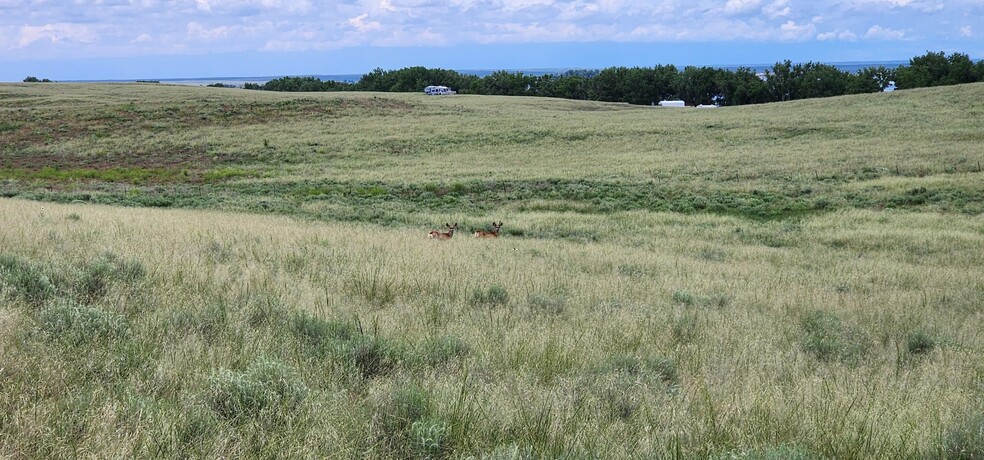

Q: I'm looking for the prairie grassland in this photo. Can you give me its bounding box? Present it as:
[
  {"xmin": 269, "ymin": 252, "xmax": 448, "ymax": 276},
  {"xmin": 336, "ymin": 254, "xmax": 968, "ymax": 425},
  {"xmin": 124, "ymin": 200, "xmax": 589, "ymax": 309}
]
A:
[
  {"xmin": 2, "ymin": 83, "xmax": 983, "ymax": 223},
  {"xmin": 1, "ymin": 82, "xmax": 983, "ymax": 458},
  {"xmin": 1, "ymin": 198, "xmax": 982, "ymax": 459}
]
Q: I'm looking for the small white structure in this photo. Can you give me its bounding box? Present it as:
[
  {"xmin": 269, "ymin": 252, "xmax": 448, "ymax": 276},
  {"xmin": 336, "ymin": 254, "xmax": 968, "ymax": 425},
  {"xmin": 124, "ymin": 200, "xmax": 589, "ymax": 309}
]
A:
[
  {"xmin": 424, "ymin": 85, "xmax": 456, "ymax": 95},
  {"xmin": 696, "ymin": 104, "xmax": 719, "ymax": 109},
  {"xmin": 657, "ymin": 100, "xmax": 686, "ymax": 107}
]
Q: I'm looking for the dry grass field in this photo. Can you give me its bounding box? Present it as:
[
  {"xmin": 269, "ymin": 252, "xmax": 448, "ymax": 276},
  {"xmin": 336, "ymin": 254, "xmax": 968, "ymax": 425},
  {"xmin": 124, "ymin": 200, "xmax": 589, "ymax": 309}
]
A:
[{"xmin": 1, "ymin": 82, "xmax": 983, "ymax": 458}]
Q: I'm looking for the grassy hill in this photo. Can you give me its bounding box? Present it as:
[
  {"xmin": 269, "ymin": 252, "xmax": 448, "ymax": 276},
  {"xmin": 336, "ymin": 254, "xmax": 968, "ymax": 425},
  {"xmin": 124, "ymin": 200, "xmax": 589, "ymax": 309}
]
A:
[
  {"xmin": 2, "ymin": 82, "xmax": 983, "ymax": 223},
  {"xmin": 1, "ymin": 83, "xmax": 983, "ymax": 458}
]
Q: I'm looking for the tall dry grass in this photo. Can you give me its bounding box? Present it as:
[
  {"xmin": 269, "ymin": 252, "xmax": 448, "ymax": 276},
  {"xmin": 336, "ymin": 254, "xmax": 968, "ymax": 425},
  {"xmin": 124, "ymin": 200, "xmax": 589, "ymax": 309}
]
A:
[{"xmin": 1, "ymin": 197, "xmax": 981, "ymax": 458}]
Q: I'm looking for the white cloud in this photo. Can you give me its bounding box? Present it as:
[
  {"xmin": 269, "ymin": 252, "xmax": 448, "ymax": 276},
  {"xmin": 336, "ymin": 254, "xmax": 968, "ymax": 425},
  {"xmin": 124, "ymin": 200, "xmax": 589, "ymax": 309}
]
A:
[
  {"xmin": 843, "ymin": 0, "xmax": 944, "ymax": 13},
  {"xmin": 763, "ymin": 0, "xmax": 791, "ymax": 19},
  {"xmin": 863, "ymin": 24, "xmax": 907, "ymax": 40},
  {"xmin": 723, "ymin": 0, "xmax": 763, "ymax": 15},
  {"xmin": 0, "ymin": 0, "xmax": 979, "ymax": 63},
  {"xmin": 187, "ymin": 22, "xmax": 230, "ymax": 40},
  {"xmin": 779, "ymin": 20, "xmax": 815, "ymax": 41},
  {"xmin": 817, "ymin": 29, "xmax": 858, "ymax": 41},
  {"xmin": 348, "ymin": 13, "xmax": 381, "ymax": 32},
  {"xmin": 18, "ymin": 23, "xmax": 97, "ymax": 47}
]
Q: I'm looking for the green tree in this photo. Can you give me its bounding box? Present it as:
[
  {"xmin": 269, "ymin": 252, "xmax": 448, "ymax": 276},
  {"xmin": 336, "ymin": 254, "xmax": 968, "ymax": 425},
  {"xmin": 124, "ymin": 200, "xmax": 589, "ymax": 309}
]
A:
[
  {"xmin": 765, "ymin": 60, "xmax": 795, "ymax": 102},
  {"xmin": 847, "ymin": 66, "xmax": 896, "ymax": 94},
  {"xmin": 895, "ymin": 51, "xmax": 979, "ymax": 89},
  {"xmin": 794, "ymin": 62, "xmax": 850, "ymax": 99},
  {"xmin": 675, "ymin": 66, "xmax": 722, "ymax": 106},
  {"xmin": 720, "ymin": 67, "xmax": 770, "ymax": 106}
]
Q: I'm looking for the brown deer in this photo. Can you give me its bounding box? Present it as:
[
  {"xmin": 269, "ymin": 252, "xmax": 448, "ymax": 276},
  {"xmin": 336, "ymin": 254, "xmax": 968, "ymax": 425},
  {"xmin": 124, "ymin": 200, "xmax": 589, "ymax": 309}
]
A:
[
  {"xmin": 428, "ymin": 223, "xmax": 458, "ymax": 240},
  {"xmin": 473, "ymin": 221, "xmax": 503, "ymax": 238}
]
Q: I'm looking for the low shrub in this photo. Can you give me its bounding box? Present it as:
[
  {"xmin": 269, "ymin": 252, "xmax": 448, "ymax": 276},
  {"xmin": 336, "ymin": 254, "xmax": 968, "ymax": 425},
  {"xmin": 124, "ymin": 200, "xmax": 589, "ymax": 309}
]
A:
[
  {"xmin": 470, "ymin": 285, "xmax": 509, "ymax": 308},
  {"xmin": 800, "ymin": 310, "xmax": 868, "ymax": 364},
  {"xmin": 0, "ymin": 253, "xmax": 57, "ymax": 306},
  {"xmin": 528, "ymin": 294, "xmax": 566, "ymax": 315},
  {"xmin": 374, "ymin": 385, "xmax": 450, "ymax": 458},
  {"xmin": 76, "ymin": 252, "xmax": 146, "ymax": 301},
  {"xmin": 39, "ymin": 299, "xmax": 130, "ymax": 346},
  {"xmin": 204, "ymin": 359, "xmax": 308, "ymax": 423},
  {"xmin": 289, "ymin": 311, "xmax": 401, "ymax": 378}
]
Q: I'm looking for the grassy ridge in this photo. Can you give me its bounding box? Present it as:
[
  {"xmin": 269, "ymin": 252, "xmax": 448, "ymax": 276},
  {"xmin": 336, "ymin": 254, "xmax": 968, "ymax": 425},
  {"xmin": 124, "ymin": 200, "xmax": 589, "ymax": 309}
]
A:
[
  {"xmin": 1, "ymin": 199, "xmax": 982, "ymax": 458},
  {"xmin": 2, "ymin": 83, "xmax": 983, "ymax": 224}
]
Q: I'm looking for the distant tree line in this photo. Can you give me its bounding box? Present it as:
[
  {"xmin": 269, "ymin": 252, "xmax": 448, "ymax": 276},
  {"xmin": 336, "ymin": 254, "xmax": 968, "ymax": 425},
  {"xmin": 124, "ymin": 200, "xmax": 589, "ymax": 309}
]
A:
[{"xmin": 245, "ymin": 50, "xmax": 983, "ymax": 106}]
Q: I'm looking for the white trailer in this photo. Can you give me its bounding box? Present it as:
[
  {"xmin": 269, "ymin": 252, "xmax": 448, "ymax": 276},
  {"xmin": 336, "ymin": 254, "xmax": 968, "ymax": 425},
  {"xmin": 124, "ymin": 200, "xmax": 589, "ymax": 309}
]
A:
[
  {"xmin": 657, "ymin": 100, "xmax": 686, "ymax": 107},
  {"xmin": 424, "ymin": 85, "xmax": 456, "ymax": 95}
]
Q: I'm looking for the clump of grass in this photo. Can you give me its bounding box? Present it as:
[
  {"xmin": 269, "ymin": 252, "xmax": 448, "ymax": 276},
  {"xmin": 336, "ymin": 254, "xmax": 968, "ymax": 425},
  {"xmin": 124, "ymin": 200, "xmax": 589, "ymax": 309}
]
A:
[
  {"xmin": 714, "ymin": 444, "xmax": 821, "ymax": 460},
  {"xmin": 76, "ymin": 252, "xmax": 146, "ymax": 301},
  {"xmin": 66, "ymin": 213, "xmax": 81, "ymax": 221},
  {"xmin": 617, "ymin": 263, "xmax": 649, "ymax": 277},
  {"xmin": 345, "ymin": 265, "xmax": 398, "ymax": 306},
  {"xmin": 170, "ymin": 302, "xmax": 229, "ymax": 343},
  {"xmin": 475, "ymin": 444, "xmax": 536, "ymax": 460},
  {"xmin": 906, "ymin": 329, "xmax": 937, "ymax": 355},
  {"xmin": 528, "ymin": 294, "xmax": 566, "ymax": 315},
  {"xmin": 418, "ymin": 335, "xmax": 470, "ymax": 367},
  {"xmin": 673, "ymin": 290, "xmax": 697, "ymax": 305},
  {"xmin": 593, "ymin": 354, "xmax": 679, "ymax": 420},
  {"xmin": 289, "ymin": 311, "xmax": 401, "ymax": 379},
  {"xmin": 289, "ymin": 310, "xmax": 358, "ymax": 346},
  {"xmin": 246, "ymin": 297, "xmax": 289, "ymax": 328},
  {"xmin": 671, "ymin": 313, "xmax": 701, "ymax": 345},
  {"xmin": 38, "ymin": 299, "xmax": 130, "ymax": 346},
  {"xmin": 204, "ymin": 359, "xmax": 308, "ymax": 423},
  {"xmin": 0, "ymin": 253, "xmax": 58, "ymax": 306},
  {"xmin": 672, "ymin": 289, "xmax": 731, "ymax": 308},
  {"xmin": 800, "ymin": 310, "xmax": 869, "ymax": 364},
  {"xmin": 940, "ymin": 411, "xmax": 984, "ymax": 459},
  {"xmin": 470, "ymin": 284, "xmax": 509, "ymax": 308},
  {"xmin": 373, "ymin": 384, "xmax": 450, "ymax": 458},
  {"xmin": 348, "ymin": 336, "xmax": 401, "ymax": 379}
]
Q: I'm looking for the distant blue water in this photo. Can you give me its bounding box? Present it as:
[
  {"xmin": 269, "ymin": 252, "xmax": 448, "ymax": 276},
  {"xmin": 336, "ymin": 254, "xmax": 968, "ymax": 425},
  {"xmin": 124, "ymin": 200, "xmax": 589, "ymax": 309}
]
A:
[{"xmin": 89, "ymin": 60, "xmax": 910, "ymax": 87}]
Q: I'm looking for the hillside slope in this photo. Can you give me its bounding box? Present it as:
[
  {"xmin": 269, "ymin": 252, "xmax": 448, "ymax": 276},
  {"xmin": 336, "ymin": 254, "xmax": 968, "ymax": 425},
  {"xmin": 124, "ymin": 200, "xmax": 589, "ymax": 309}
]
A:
[{"xmin": 2, "ymin": 82, "xmax": 982, "ymax": 224}]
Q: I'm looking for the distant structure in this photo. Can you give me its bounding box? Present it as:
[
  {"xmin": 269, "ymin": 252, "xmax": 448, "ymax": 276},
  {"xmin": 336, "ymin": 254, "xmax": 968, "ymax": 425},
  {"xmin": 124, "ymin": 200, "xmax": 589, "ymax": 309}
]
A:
[
  {"xmin": 657, "ymin": 100, "xmax": 686, "ymax": 107},
  {"xmin": 424, "ymin": 85, "xmax": 456, "ymax": 95}
]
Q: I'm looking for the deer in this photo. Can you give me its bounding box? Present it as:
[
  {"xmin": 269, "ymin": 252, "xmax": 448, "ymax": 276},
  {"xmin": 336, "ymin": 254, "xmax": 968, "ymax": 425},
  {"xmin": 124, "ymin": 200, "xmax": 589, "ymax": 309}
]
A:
[
  {"xmin": 473, "ymin": 221, "xmax": 503, "ymax": 238},
  {"xmin": 428, "ymin": 223, "xmax": 458, "ymax": 240}
]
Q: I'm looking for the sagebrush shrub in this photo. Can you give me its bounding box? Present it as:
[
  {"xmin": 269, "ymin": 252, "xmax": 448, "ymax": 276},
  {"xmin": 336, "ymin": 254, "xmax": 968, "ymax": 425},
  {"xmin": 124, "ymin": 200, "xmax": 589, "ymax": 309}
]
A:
[
  {"xmin": 204, "ymin": 359, "xmax": 308, "ymax": 422},
  {"xmin": 1, "ymin": 253, "xmax": 57, "ymax": 306},
  {"xmin": 39, "ymin": 299, "xmax": 130, "ymax": 346}
]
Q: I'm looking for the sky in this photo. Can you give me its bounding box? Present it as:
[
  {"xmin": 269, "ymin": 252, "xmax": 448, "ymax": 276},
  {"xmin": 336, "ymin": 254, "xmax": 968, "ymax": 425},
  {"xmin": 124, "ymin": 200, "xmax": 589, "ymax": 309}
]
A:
[{"xmin": 0, "ymin": 0, "xmax": 981, "ymax": 82}]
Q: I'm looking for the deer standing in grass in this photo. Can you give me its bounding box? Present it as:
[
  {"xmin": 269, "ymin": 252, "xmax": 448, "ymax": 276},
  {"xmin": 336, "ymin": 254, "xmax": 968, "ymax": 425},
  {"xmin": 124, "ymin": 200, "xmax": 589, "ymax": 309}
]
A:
[
  {"xmin": 474, "ymin": 221, "xmax": 503, "ymax": 238},
  {"xmin": 428, "ymin": 223, "xmax": 458, "ymax": 240}
]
